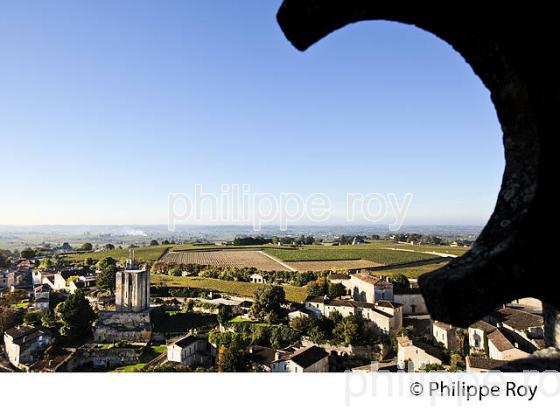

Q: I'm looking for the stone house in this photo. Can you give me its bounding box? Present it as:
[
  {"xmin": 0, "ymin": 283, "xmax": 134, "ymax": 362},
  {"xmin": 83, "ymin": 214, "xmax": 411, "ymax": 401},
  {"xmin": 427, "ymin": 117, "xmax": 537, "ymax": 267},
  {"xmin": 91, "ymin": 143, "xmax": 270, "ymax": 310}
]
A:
[
  {"xmin": 270, "ymin": 345, "xmax": 329, "ymax": 373},
  {"xmin": 468, "ymin": 320, "xmax": 497, "ymax": 353},
  {"xmin": 248, "ymin": 345, "xmax": 278, "ymax": 372},
  {"xmin": 487, "ymin": 307, "xmax": 544, "ymax": 348},
  {"xmin": 432, "ymin": 321, "xmax": 461, "ymax": 351},
  {"xmin": 3, "ymin": 326, "xmax": 52, "ymax": 370},
  {"xmin": 68, "ymin": 276, "xmax": 96, "ymax": 294},
  {"xmin": 393, "ymin": 287, "xmax": 428, "ymax": 315},
  {"xmin": 1, "ymin": 269, "xmax": 9, "ymax": 290},
  {"xmin": 304, "ymin": 296, "xmax": 402, "ymax": 336},
  {"xmin": 344, "ymin": 273, "xmax": 393, "ymax": 303},
  {"xmin": 32, "ymin": 270, "xmax": 52, "ymax": 286},
  {"xmin": 396, "ymin": 336, "xmax": 445, "ymax": 371},
  {"xmin": 33, "ymin": 284, "xmax": 51, "ymax": 311},
  {"xmin": 249, "ymin": 273, "xmax": 266, "ymax": 284},
  {"xmin": 466, "ymin": 355, "xmax": 507, "ymax": 372},
  {"xmin": 167, "ymin": 335, "xmax": 215, "ymax": 367},
  {"xmin": 487, "ymin": 328, "xmax": 531, "ymax": 361}
]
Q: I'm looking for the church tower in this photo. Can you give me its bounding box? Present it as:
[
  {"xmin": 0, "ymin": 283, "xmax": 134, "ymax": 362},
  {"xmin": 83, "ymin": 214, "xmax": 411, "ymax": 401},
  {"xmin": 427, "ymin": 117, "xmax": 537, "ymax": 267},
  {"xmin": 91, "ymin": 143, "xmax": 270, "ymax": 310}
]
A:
[{"xmin": 115, "ymin": 250, "xmax": 150, "ymax": 312}]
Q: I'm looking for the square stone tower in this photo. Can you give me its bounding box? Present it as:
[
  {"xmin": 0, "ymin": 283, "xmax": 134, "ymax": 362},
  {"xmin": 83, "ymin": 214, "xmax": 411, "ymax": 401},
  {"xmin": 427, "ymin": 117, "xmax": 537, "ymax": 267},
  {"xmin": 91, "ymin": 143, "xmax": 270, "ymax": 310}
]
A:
[{"xmin": 115, "ymin": 252, "xmax": 150, "ymax": 312}]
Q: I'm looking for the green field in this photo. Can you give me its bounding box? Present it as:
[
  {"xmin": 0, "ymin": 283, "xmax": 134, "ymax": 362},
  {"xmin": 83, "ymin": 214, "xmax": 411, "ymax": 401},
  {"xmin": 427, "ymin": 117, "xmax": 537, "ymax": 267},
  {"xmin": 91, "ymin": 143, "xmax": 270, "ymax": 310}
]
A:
[
  {"xmin": 373, "ymin": 261, "xmax": 449, "ymax": 278},
  {"xmin": 264, "ymin": 246, "xmax": 435, "ymax": 265},
  {"xmin": 152, "ymin": 275, "xmax": 307, "ymax": 303},
  {"xmin": 63, "ymin": 245, "xmax": 171, "ymax": 263},
  {"xmin": 170, "ymin": 243, "xmax": 280, "ymax": 252},
  {"xmin": 62, "ymin": 240, "xmax": 467, "ymax": 266}
]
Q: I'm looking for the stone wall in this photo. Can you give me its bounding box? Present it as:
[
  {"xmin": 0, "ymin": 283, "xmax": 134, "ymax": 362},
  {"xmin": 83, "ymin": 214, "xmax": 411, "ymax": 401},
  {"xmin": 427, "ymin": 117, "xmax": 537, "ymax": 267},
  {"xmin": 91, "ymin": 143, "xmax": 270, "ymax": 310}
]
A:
[
  {"xmin": 93, "ymin": 311, "xmax": 152, "ymax": 343},
  {"xmin": 63, "ymin": 344, "xmax": 144, "ymax": 371}
]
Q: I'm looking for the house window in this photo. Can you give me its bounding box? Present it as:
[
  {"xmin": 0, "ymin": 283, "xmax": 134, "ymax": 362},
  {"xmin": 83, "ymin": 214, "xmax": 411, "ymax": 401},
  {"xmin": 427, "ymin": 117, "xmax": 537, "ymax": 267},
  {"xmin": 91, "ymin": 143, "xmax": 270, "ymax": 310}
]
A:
[{"xmin": 411, "ymin": 305, "xmax": 416, "ymax": 314}]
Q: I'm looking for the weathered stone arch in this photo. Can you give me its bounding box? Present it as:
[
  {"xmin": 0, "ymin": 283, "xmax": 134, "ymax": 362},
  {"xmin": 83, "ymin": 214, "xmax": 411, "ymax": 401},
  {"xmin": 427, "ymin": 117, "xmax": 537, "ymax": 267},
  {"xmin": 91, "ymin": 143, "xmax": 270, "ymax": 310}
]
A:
[{"xmin": 276, "ymin": 2, "xmax": 559, "ymax": 363}]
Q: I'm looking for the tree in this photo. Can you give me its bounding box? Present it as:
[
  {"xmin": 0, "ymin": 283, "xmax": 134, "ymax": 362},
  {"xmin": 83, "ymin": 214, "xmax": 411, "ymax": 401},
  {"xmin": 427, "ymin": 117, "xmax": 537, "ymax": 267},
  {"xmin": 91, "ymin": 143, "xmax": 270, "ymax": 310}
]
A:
[
  {"xmin": 150, "ymin": 240, "xmax": 159, "ymax": 246},
  {"xmin": 49, "ymin": 291, "xmax": 66, "ymax": 312},
  {"xmin": 333, "ymin": 316, "xmax": 360, "ymax": 346},
  {"xmin": 0, "ymin": 252, "xmax": 8, "ymax": 268},
  {"xmin": 80, "ymin": 243, "xmax": 93, "ymax": 251},
  {"xmin": 20, "ymin": 247, "xmax": 36, "ymax": 259},
  {"xmin": 217, "ymin": 344, "xmax": 247, "ymax": 372},
  {"xmin": 233, "ymin": 236, "xmax": 271, "ymax": 246},
  {"xmin": 55, "ymin": 290, "xmax": 96, "ymax": 339},
  {"xmin": 169, "ymin": 266, "xmax": 182, "ymax": 276},
  {"xmin": 290, "ymin": 316, "xmax": 310, "ymax": 333},
  {"xmin": 270, "ymin": 326, "xmax": 298, "ymax": 349},
  {"xmin": 390, "ymin": 273, "xmax": 410, "ymax": 289},
  {"xmin": 41, "ymin": 312, "xmax": 57, "ymax": 328},
  {"xmin": 251, "ymin": 285, "xmax": 285, "ymax": 322},
  {"xmin": 251, "ymin": 325, "xmax": 272, "ymax": 346},
  {"xmin": 96, "ymin": 265, "xmax": 117, "ymax": 293},
  {"xmin": 24, "ymin": 310, "xmax": 44, "ymax": 327},
  {"xmin": 96, "ymin": 256, "xmax": 117, "ymax": 271},
  {"xmin": 104, "ymin": 244, "xmax": 115, "ymax": 250},
  {"xmin": 328, "ymin": 282, "xmax": 347, "ymax": 299},
  {"xmin": 0, "ymin": 308, "xmax": 24, "ymax": 333},
  {"xmin": 38, "ymin": 258, "xmax": 55, "ymax": 271},
  {"xmin": 217, "ymin": 305, "xmax": 233, "ymax": 325},
  {"xmin": 423, "ymin": 363, "xmax": 445, "ymax": 372},
  {"xmin": 307, "ymin": 278, "xmax": 329, "ymax": 297}
]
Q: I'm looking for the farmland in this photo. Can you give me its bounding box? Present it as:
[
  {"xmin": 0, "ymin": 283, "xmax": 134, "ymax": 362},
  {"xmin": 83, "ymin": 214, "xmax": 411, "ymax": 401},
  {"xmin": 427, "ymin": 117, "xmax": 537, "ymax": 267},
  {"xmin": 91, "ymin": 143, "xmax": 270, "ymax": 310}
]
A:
[
  {"xmin": 287, "ymin": 259, "xmax": 382, "ymax": 272},
  {"xmin": 63, "ymin": 245, "xmax": 171, "ymax": 263},
  {"xmin": 371, "ymin": 261, "xmax": 450, "ymax": 278},
  {"xmin": 62, "ymin": 240, "xmax": 467, "ymax": 273},
  {"xmin": 263, "ymin": 246, "xmax": 438, "ymax": 265},
  {"xmin": 161, "ymin": 250, "xmax": 288, "ymax": 271},
  {"xmin": 152, "ymin": 275, "xmax": 307, "ymax": 303}
]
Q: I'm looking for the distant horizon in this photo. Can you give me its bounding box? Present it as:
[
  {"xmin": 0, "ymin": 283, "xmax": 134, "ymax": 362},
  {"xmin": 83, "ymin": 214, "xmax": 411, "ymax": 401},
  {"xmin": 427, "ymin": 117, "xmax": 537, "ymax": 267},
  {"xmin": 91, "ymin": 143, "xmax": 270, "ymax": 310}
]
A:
[{"xmin": 1, "ymin": 1, "xmax": 503, "ymax": 226}]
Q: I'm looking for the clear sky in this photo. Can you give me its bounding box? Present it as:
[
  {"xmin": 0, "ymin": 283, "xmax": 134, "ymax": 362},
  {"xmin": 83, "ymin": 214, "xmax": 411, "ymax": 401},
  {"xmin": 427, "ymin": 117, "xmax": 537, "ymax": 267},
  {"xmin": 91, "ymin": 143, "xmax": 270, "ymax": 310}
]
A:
[{"xmin": 0, "ymin": 0, "xmax": 504, "ymax": 227}]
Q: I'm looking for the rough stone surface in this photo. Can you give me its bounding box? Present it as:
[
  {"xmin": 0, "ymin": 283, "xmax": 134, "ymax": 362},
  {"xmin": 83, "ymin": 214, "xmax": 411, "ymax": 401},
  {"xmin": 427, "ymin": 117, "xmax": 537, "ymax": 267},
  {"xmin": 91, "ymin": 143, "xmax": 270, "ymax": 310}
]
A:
[
  {"xmin": 276, "ymin": 1, "xmax": 558, "ymax": 367},
  {"xmin": 93, "ymin": 311, "xmax": 152, "ymax": 343}
]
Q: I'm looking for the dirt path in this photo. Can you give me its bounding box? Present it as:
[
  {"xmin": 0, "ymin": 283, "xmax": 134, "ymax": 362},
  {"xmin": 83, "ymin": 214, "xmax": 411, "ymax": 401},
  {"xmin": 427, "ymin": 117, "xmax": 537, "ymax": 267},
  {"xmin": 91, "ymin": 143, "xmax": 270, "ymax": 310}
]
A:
[
  {"xmin": 258, "ymin": 250, "xmax": 297, "ymax": 272},
  {"xmin": 382, "ymin": 247, "xmax": 458, "ymax": 258},
  {"xmin": 157, "ymin": 246, "xmax": 172, "ymax": 261}
]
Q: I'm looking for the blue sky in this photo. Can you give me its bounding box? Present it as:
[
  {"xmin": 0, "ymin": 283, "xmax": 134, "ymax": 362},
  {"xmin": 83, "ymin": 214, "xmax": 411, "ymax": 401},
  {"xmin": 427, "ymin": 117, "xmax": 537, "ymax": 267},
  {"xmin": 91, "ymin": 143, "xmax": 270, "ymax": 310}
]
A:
[{"xmin": 0, "ymin": 0, "xmax": 504, "ymax": 226}]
